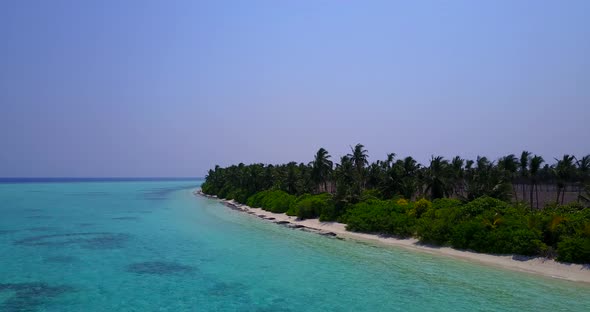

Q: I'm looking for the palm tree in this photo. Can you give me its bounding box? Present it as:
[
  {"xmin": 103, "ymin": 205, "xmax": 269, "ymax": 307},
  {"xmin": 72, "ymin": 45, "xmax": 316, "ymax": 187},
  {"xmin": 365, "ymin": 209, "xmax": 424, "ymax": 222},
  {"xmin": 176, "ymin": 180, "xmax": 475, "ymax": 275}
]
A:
[
  {"xmin": 465, "ymin": 156, "xmax": 492, "ymax": 200},
  {"xmin": 297, "ymin": 162, "xmax": 315, "ymax": 194},
  {"xmin": 424, "ymin": 156, "xmax": 451, "ymax": 199},
  {"xmin": 498, "ymin": 154, "xmax": 518, "ymax": 201},
  {"xmin": 249, "ymin": 163, "xmax": 268, "ymax": 194},
  {"xmin": 334, "ymin": 155, "xmax": 358, "ymax": 203},
  {"xmin": 348, "ymin": 144, "xmax": 369, "ymax": 190},
  {"xmin": 464, "ymin": 156, "xmax": 511, "ymax": 201},
  {"xmin": 366, "ymin": 162, "xmax": 384, "ymax": 190},
  {"xmin": 386, "ymin": 153, "xmax": 396, "ymax": 169},
  {"xmin": 529, "ymin": 155, "xmax": 544, "ymax": 209},
  {"xmin": 450, "ymin": 156, "xmax": 465, "ymax": 197},
  {"xmin": 398, "ymin": 156, "xmax": 421, "ymax": 200},
  {"xmin": 381, "ymin": 164, "xmax": 400, "ymax": 199},
  {"xmin": 374, "ymin": 153, "xmax": 396, "ymax": 194},
  {"xmin": 285, "ymin": 162, "xmax": 299, "ymax": 194},
  {"xmin": 539, "ymin": 164, "xmax": 551, "ymax": 188},
  {"xmin": 577, "ymin": 155, "xmax": 590, "ymax": 202},
  {"xmin": 519, "ymin": 151, "xmax": 531, "ymax": 202},
  {"xmin": 311, "ymin": 148, "xmax": 333, "ymax": 193},
  {"xmin": 554, "ymin": 154, "xmax": 576, "ymax": 204}
]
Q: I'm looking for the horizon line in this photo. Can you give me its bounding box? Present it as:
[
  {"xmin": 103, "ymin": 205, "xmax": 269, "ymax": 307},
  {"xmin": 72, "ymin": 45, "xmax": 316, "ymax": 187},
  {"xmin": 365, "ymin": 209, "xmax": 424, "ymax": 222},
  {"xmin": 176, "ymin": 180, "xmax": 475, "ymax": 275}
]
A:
[{"xmin": 0, "ymin": 177, "xmax": 203, "ymax": 181}]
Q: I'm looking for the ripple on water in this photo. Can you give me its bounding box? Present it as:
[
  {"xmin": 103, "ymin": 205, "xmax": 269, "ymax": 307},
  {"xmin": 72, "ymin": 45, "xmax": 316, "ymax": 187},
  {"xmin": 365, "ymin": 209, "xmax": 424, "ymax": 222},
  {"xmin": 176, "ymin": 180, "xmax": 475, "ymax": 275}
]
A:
[
  {"xmin": 23, "ymin": 209, "xmax": 43, "ymax": 213},
  {"xmin": 111, "ymin": 217, "xmax": 140, "ymax": 221},
  {"xmin": 0, "ymin": 282, "xmax": 74, "ymax": 312},
  {"xmin": 68, "ymin": 191, "xmax": 110, "ymax": 197},
  {"xmin": 26, "ymin": 227, "xmax": 57, "ymax": 232},
  {"xmin": 43, "ymin": 256, "xmax": 78, "ymax": 264},
  {"xmin": 125, "ymin": 210, "xmax": 152, "ymax": 214},
  {"xmin": 207, "ymin": 281, "xmax": 246, "ymax": 296},
  {"xmin": 251, "ymin": 305, "xmax": 293, "ymax": 312},
  {"xmin": 126, "ymin": 261, "xmax": 195, "ymax": 275},
  {"xmin": 207, "ymin": 281, "xmax": 251, "ymax": 305},
  {"xmin": 25, "ymin": 216, "xmax": 52, "ymax": 220},
  {"xmin": 0, "ymin": 230, "xmax": 20, "ymax": 235}
]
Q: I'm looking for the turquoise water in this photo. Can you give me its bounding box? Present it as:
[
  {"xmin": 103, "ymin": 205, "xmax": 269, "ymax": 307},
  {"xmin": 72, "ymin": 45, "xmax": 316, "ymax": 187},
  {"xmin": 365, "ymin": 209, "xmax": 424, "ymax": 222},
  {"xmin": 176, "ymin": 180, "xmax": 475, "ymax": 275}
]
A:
[{"xmin": 1, "ymin": 180, "xmax": 589, "ymax": 311}]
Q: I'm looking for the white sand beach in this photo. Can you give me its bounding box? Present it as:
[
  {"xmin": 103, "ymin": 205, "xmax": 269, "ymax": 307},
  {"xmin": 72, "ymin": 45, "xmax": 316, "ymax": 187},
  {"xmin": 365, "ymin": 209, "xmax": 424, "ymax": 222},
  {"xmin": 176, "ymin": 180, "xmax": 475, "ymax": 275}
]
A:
[{"xmin": 196, "ymin": 190, "xmax": 590, "ymax": 284}]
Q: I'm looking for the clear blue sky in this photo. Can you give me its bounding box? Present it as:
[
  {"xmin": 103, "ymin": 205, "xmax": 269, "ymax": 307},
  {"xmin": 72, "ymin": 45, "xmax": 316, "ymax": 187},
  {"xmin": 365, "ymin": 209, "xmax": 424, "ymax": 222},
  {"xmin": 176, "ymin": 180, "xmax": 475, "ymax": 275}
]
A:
[{"xmin": 1, "ymin": 0, "xmax": 589, "ymax": 177}]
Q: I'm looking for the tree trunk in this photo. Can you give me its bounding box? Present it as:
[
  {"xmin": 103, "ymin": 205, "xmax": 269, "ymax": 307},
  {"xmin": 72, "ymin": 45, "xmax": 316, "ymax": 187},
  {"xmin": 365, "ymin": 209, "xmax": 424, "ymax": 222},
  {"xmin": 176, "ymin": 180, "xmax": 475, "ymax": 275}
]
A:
[
  {"xmin": 535, "ymin": 184, "xmax": 540, "ymax": 210},
  {"xmin": 522, "ymin": 184, "xmax": 526, "ymax": 204},
  {"xmin": 530, "ymin": 181, "xmax": 534, "ymax": 210},
  {"xmin": 561, "ymin": 187, "xmax": 566, "ymax": 205}
]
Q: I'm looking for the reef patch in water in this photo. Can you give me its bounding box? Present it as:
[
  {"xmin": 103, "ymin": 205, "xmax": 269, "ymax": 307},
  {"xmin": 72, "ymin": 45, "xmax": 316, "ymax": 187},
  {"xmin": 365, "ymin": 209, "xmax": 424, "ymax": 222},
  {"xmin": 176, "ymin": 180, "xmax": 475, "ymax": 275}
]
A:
[
  {"xmin": 0, "ymin": 282, "xmax": 74, "ymax": 312},
  {"xmin": 14, "ymin": 232, "xmax": 130, "ymax": 249}
]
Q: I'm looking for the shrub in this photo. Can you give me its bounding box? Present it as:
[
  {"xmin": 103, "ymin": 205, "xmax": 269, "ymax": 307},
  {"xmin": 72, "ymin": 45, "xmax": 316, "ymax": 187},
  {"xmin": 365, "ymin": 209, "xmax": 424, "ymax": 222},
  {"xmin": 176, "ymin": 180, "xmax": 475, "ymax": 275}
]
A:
[
  {"xmin": 226, "ymin": 188, "xmax": 248, "ymax": 204},
  {"xmin": 344, "ymin": 200, "xmax": 392, "ymax": 233},
  {"xmin": 226, "ymin": 187, "xmax": 590, "ymax": 263},
  {"xmin": 449, "ymin": 214, "xmax": 544, "ymax": 255},
  {"xmin": 408, "ymin": 198, "xmax": 432, "ymax": 218},
  {"xmin": 557, "ymin": 236, "xmax": 590, "ymax": 264},
  {"xmin": 286, "ymin": 193, "xmax": 334, "ymax": 220},
  {"xmin": 450, "ymin": 219, "xmax": 488, "ymax": 251},
  {"xmin": 344, "ymin": 199, "xmax": 416, "ymax": 238},
  {"xmin": 246, "ymin": 190, "xmax": 295, "ymax": 213},
  {"xmin": 396, "ymin": 198, "xmax": 408, "ymax": 206},
  {"xmin": 389, "ymin": 212, "xmax": 416, "ymax": 238},
  {"xmin": 200, "ymin": 182, "xmax": 212, "ymax": 194},
  {"xmin": 246, "ymin": 190, "xmax": 271, "ymax": 208},
  {"xmin": 416, "ymin": 203, "xmax": 460, "ymax": 245},
  {"xmin": 296, "ymin": 197, "xmax": 324, "ymax": 219},
  {"xmin": 360, "ymin": 189, "xmax": 382, "ymax": 201},
  {"xmin": 431, "ymin": 198, "xmax": 463, "ymax": 210},
  {"xmin": 458, "ymin": 196, "xmax": 511, "ymax": 218},
  {"xmin": 286, "ymin": 194, "xmax": 312, "ymax": 216}
]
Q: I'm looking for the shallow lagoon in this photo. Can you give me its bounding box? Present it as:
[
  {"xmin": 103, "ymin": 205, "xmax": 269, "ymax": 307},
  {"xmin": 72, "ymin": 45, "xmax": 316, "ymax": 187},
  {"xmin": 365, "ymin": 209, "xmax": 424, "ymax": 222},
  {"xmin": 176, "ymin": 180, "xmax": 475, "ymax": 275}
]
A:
[{"xmin": 0, "ymin": 180, "xmax": 589, "ymax": 311}]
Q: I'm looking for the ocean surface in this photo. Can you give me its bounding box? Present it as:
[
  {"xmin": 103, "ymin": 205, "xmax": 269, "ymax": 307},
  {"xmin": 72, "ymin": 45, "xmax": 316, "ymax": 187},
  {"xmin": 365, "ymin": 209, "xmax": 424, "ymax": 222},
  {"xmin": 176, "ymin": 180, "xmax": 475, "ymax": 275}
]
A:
[{"xmin": 0, "ymin": 179, "xmax": 589, "ymax": 311}]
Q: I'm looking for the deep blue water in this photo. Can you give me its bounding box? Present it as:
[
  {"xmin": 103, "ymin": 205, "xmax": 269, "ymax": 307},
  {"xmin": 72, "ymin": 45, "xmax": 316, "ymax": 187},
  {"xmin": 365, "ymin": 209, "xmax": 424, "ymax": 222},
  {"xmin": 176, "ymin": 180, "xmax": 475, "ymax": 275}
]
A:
[
  {"xmin": 0, "ymin": 179, "xmax": 589, "ymax": 311},
  {"xmin": 0, "ymin": 178, "xmax": 200, "ymax": 183}
]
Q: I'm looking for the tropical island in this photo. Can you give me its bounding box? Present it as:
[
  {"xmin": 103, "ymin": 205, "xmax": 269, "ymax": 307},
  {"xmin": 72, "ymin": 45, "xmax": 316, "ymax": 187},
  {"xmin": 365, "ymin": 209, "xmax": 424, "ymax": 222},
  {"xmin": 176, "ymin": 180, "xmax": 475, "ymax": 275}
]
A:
[{"xmin": 201, "ymin": 144, "xmax": 590, "ymax": 267}]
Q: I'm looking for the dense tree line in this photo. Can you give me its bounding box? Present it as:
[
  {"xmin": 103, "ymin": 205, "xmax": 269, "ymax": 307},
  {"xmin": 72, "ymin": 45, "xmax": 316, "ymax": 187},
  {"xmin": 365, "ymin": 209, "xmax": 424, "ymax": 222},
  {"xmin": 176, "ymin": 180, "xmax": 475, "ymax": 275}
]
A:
[
  {"xmin": 202, "ymin": 145, "xmax": 589, "ymax": 207},
  {"xmin": 201, "ymin": 145, "xmax": 590, "ymax": 263}
]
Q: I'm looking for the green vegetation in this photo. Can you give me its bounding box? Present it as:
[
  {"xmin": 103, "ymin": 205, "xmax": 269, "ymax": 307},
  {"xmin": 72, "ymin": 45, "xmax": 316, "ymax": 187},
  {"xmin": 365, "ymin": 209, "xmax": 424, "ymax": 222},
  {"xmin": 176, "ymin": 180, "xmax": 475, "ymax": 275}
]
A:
[
  {"xmin": 246, "ymin": 190, "xmax": 295, "ymax": 213},
  {"xmin": 201, "ymin": 145, "xmax": 590, "ymax": 263},
  {"xmin": 244, "ymin": 190, "xmax": 335, "ymax": 220},
  {"xmin": 287, "ymin": 193, "xmax": 335, "ymax": 220},
  {"xmin": 343, "ymin": 198, "xmax": 415, "ymax": 238},
  {"xmin": 423, "ymin": 197, "xmax": 544, "ymax": 256}
]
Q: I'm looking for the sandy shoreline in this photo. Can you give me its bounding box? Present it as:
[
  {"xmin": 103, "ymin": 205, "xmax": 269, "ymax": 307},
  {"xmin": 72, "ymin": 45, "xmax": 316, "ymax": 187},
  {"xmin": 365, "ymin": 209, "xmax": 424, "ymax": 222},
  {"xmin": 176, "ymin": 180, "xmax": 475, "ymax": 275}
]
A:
[{"xmin": 195, "ymin": 190, "xmax": 590, "ymax": 284}]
